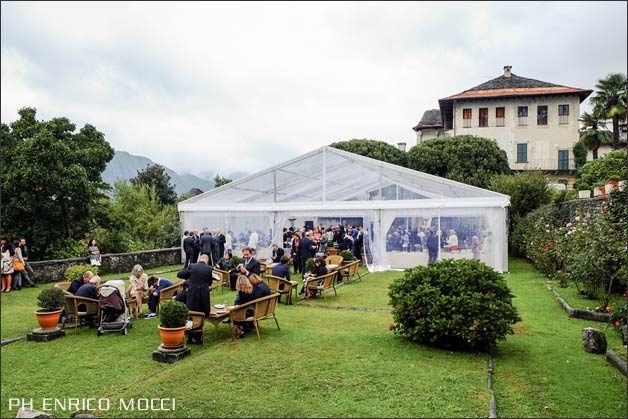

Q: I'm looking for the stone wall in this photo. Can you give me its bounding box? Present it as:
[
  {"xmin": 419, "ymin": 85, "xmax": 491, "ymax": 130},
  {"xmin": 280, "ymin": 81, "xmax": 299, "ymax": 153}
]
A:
[{"xmin": 29, "ymin": 248, "xmax": 182, "ymax": 284}]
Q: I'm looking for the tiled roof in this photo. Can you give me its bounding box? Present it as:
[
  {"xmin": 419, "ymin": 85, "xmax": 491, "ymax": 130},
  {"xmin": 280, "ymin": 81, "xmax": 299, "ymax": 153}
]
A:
[
  {"xmin": 440, "ymin": 73, "xmax": 592, "ymax": 102},
  {"xmin": 412, "ymin": 109, "xmax": 443, "ymax": 131}
]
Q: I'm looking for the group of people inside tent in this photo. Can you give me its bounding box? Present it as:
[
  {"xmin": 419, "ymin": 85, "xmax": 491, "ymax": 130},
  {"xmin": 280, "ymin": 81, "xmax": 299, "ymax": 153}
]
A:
[{"xmin": 386, "ymin": 225, "xmax": 486, "ymax": 262}]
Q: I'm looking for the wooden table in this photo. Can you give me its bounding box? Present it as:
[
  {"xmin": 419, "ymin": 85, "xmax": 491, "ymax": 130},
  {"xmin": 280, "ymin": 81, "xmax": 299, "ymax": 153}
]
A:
[{"xmin": 207, "ymin": 307, "xmax": 230, "ymax": 339}]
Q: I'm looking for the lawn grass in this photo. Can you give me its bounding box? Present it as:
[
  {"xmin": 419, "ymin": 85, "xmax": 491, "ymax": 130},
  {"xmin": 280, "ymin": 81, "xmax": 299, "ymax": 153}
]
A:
[
  {"xmin": 551, "ymin": 282, "xmax": 626, "ymax": 311},
  {"xmin": 0, "ymin": 265, "xmax": 182, "ymax": 340},
  {"xmin": 493, "ymin": 258, "xmax": 627, "ymax": 418},
  {"xmin": 1, "ymin": 259, "xmax": 625, "ymax": 418}
]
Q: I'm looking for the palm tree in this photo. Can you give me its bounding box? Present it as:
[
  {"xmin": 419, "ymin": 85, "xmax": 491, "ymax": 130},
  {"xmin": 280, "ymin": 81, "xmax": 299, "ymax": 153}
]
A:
[
  {"xmin": 578, "ymin": 111, "xmax": 611, "ymax": 160},
  {"xmin": 591, "ymin": 73, "xmax": 628, "ymax": 148}
]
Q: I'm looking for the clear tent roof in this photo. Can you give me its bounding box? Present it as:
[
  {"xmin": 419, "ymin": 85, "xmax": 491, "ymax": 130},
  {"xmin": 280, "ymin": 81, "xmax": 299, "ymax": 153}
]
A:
[{"xmin": 179, "ymin": 146, "xmax": 508, "ymax": 210}]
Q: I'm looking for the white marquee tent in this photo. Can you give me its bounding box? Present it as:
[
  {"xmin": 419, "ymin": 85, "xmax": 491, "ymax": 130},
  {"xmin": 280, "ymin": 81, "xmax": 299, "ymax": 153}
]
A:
[{"xmin": 178, "ymin": 146, "xmax": 510, "ymax": 272}]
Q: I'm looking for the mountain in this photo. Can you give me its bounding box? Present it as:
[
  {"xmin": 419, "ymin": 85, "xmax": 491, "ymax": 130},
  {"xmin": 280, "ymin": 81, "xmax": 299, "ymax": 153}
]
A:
[{"xmin": 102, "ymin": 151, "xmax": 214, "ymax": 195}]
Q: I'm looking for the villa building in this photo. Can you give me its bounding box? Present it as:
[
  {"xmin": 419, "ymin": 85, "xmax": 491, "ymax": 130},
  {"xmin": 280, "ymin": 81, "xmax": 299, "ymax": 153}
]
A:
[{"xmin": 412, "ymin": 66, "xmax": 593, "ymax": 187}]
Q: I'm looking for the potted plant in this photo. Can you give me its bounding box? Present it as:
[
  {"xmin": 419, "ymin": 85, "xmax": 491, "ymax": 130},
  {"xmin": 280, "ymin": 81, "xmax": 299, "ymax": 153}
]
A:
[
  {"xmin": 304, "ymin": 257, "xmax": 315, "ymax": 273},
  {"xmin": 35, "ymin": 288, "xmax": 66, "ymax": 331},
  {"xmin": 574, "ymin": 179, "xmax": 591, "ymax": 199},
  {"xmin": 606, "ymin": 175, "xmax": 621, "ymax": 193},
  {"xmin": 339, "ymin": 250, "xmax": 356, "ymax": 265},
  {"xmin": 158, "ymin": 300, "xmax": 189, "ymax": 349}
]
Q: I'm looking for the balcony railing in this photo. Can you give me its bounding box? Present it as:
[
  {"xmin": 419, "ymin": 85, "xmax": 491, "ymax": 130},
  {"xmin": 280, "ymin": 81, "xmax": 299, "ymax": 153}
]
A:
[{"xmin": 512, "ymin": 158, "xmax": 576, "ymax": 171}]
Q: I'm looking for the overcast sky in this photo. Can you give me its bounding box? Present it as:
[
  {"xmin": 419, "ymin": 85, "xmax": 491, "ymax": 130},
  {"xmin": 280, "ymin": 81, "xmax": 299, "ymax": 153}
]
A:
[{"xmin": 2, "ymin": 1, "xmax": 627, "ymax": 177}]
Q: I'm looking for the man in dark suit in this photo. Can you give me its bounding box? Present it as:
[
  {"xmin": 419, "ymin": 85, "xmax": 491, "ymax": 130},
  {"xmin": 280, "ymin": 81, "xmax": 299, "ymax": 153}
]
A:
[
  {"xmin": 199, "ymin": 228, "xmax": 214, "ymax": 264},
  {"xmin": 191, "ymin": 229, "xmax": 201, "ymax": 265},
  {"xmin": 183, "ymin": 231, "xmax": 196, "ymax": 268},
  {"xmin": 177, "ymin": 254, "xmax": 213, "ymax": 343},
  {"xmin": 68, "ymin": 271, "xmax": 94, "ymax": 294},
  {"xmin": 270, "ymin": 244, "xmax": 285, "ymax": 263},
  {"xmin": 236, "ymin": 247, "xmax": 260, "ymax": 277},
  {"xmin": 216, "ymin": 229, "xmax": 226, "ymax": 262},
  {"xmin": 299, "ymin": 231, "xmax": 316, "ymax": 276}
]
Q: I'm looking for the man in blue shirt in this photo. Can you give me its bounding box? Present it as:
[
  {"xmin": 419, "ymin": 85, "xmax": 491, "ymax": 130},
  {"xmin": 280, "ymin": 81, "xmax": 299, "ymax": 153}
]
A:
[{"xmin": 144, "ymin": 276, "xmax": 174, "ymax": 318}]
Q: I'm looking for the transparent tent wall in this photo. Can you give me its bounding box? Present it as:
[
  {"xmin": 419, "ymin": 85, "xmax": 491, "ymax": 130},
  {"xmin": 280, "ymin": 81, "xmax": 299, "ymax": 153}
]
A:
[
  {"xmin": 379, "ymin": 207, "xmax": 507, "ymax": 272},
  {"xmin": 180, "ymin": 211, "xmax": 274, "ymax": 260}
]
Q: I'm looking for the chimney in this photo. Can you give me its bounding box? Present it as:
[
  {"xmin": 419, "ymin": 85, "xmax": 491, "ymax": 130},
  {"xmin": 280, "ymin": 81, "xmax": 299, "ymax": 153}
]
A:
[
  {"xmin": 503, "ymin": 65, "xmax": 512, "ymax": 78},
  {"xmin": 397, "ymin": 142, "xmax": 407, "ymax": 152}
]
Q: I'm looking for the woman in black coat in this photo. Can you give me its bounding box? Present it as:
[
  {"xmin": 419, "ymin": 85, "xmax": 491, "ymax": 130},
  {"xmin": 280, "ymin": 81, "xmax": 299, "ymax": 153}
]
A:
[{"xmin": 176, "ymin": 255, "xmax": 212, "ymax": 317}]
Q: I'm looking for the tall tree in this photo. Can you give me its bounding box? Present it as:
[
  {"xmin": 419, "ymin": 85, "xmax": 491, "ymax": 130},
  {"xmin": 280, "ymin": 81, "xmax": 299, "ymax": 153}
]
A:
[
  {"xmin": 213, "ymin": 174, "xmax": 232, "ymax": 188},
  {"xmin": 1, "ymin": 107, "xmax": 114, "ymax": 258},
  {"xmin": 406, "ymin": 135, "xmax": 511, "ymax": 188},
  {"xmin": 591, "ymin": 72, "xmax": 628, "ymax": 149},
  {"xmin": 131, "ymin": 164, "xmax": 177, "ymax": 206},
  {"xmin": 578, "ymin": 111, "xmax": 612, "ymax": 160},
  {"xmin": 330, "ymin": 139, "xmax": 407, "ymax": 167}
]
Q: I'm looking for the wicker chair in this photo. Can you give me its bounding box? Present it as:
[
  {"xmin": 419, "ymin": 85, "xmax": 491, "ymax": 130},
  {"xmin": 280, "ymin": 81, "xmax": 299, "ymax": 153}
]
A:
[
  {"xmin": 325, "ymin": 255, "xmax": 344, "ymax": 267},
  {"xmin": 62, "ymin": 295, "xmax": 99, "ymax": 334},
  {"xmin": 54, "ymin": 282, "xmax": 73, "ymax": 295},
  {"xmin": 212, "ymin": 269, "xmax": 229, "ymax": 293},
  {"xmin": 266, "ymin": 275, "xmax": 299, "ymax": 305},
  {"xmin": 228, "ymin": 293, "xmax": 280, "ymax": 341},
  {"xmin": 326, "ymin": 248, "xmax": 339, "ymax": 256},
  {"xmin": 340, "ymin": 260, "xmax": 361, "ymax": 283},
  {"xmin": 185, "ymin": 310, "xmax": 206, "ymax": 345},
  {"xmin": 305, "ymin": 271, "xmax": 338, "ymax": 303},
  {"xmin": 125, "ymin": 284, "xmax": 150, "ymax": 319},
  {"xmin": 157, "ymin": 281, "xmax": 185, "ymax": 311},
  {"xmin": 259, "ymin": 262, "xmax": 267, "ymax": 276}
]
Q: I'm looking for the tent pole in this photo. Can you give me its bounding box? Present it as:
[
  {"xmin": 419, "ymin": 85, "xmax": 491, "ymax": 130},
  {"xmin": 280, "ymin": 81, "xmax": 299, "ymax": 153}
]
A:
[{"xmin": 322, "ymin": 147, "xmax": 327, "ymax": 203}]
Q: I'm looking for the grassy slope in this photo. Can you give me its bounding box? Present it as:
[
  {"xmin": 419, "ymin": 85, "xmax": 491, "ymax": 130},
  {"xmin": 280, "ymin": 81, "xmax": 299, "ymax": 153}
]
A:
[
  {"xmin": 1, "ymin": 260, "xmax": 625, "ymax": 418},
  {"xmin": 494, "ymin": 258, "xmax": 626, "ymax": 418},
  {"xmin": 1, "ymin": 266, "xmax": 487, "ymax": 418}
]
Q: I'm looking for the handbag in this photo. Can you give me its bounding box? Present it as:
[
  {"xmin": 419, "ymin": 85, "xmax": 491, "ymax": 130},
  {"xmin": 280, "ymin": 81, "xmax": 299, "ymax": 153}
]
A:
[{"xmin": 14, "ymin": 259, "xmax": 25, "ymax": 271}]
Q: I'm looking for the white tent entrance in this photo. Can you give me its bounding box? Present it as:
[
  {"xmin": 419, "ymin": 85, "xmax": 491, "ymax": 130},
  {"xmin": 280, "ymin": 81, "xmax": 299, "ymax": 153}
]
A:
[{"xmin": 178, "ymin": 146, "xmax": 509, "ymax": 272}]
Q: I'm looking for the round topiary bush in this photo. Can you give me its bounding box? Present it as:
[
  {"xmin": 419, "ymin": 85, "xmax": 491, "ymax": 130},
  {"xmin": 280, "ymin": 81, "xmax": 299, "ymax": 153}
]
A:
[
  {"xmin": 388, "ymin": 259, "xmax": 520, "ymax": 350},
  {"xmin": 339, "ymin": 249, "xmax": 356, "ymax": 261},
  {"xmin": 304, "ymin": 258, "xmax": 315, "ymax": 272},
  {"xmin": 159, "ymin": 300, "xmax": 189, "ymax": 328},
  {"xmin": 37, "ymin": 288, "xmax": 66, "ymax": 312}
]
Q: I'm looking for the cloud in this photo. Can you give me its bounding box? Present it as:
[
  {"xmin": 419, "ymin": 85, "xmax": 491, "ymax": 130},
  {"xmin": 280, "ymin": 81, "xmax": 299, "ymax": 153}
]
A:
[{"xmin": 2, "ymin": 1, "xmax": 627, "ymax": 176}]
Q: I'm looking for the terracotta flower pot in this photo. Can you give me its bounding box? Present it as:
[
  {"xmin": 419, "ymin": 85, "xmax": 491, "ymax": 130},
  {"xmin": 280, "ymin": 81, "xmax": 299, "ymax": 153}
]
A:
[
  {"xmin": 158, "ymin": 325, "xmax": 186, "ymax": 349},
  {"xmin": 35, "ymin": 309, "xmax": 63, "ymax": 331}
]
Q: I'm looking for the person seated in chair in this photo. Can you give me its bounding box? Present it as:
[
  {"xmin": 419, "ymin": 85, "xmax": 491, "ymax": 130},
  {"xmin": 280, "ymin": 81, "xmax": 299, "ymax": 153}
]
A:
[
  {"xmin": 144, "ymin": 276, "xmax": 174, "ymax": 319},
  {"xmin": 68, "ymin": 271, "xmax": 95, "ymax": 294},
  {"xmin": 215, "ymin": 250, "xmax": 238, "ymax": 291},
  {"xmin": 174, "ymin": 280, "xmax": 188, "ymax": 304},
  {"xmin": 299, "ymin": 257, "xmax": 327, "ymax": 299},
  {"xmin": 270, "ymin": 244, "xmax": 284, "ymax": 263},
  {"xmin": 229, "ymin": 274, "xmax": 271, "ymax": 337},
  {"xmin": 271, "ymin": 255, "xmax": 291, "ymax": 281},
  {"xmin": 76, "ymin": 276, "xmax": 100, "ymax": 300},
  {"xmin": 235, "ymin": 247, "xmax": 260, "ymax": 278}
]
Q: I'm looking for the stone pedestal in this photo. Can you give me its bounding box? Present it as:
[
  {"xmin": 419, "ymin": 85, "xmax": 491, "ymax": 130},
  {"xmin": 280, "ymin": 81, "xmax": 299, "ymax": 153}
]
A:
[
  {"xmin": 26, "ymin": 327, "xmax": 66, "ymax": 342},
  {"xmin": 582, "ymin": 327, "xmax": 607, "ymax": 354},
  {"xmin": 152, "ymin": 344, "xmax": 190, "ymax": 363}
]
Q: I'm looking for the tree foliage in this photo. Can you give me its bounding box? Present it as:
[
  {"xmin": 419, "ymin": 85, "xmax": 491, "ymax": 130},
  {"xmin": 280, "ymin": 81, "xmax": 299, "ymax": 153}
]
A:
[
  {"xmin": 330, "ymin": 139, "xmax": 407, "ymax": 167},
  {"xmin": 131, "ymin": 164, "xmax": 177, "ymax": 206},
  {"xmin": 489, "ymin": 172, "xmax": 552, "ymax": 222},
  {"xmin": 591, "ymin": 72, "xmax": 628, "ymax": 148},
  {"xmin": 579, "ymin": 150, "xmax": 628, "ymax": 187},
  {"xmin": 213, "ymin": 174, "xmax": 232, "ymax": 188},
  {"xmin": 406, "ymin": 136, "xmax": 511, "ymax": 188},
  {"xmin": 1, "ymin": 108, "xmax": 114, "ymax": 258},
  {"xmin": 578, "ymin": 111, "xmax": 612, "ymax": 160},
  {"xmin": 96, "ymin": 181, "xmax": 180, "ymax": 253}
]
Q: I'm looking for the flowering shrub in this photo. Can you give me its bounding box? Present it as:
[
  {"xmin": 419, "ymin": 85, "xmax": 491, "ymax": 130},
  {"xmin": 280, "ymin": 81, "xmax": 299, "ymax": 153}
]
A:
[
  {"xmin": 513, "ymin": 189, "xmax": 627, "ymax": 307},
  {"xmin": 388, "ymin": 259, "xmax": 520, "ymax": 351}
]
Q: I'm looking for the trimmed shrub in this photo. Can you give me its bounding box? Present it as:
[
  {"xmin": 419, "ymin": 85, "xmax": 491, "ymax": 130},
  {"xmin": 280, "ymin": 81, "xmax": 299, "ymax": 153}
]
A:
[
  {"xmin": 159, "ymin": 300, "xmax": 189, "ymax": 328},
  {"xmin": 388, "ymin": 259, "xmax": 520, "ymax": 350},
  {"xmin": 64, "ymin": 264, "xmax": 99, "ymax": 281},
  {"xmin": 339, "ymin": 249, "xmax": 356, "ymax": 261},
  {"xmin": 305, "ymin": 258, "xmax": 315, "ymax": 272},
  {"xmin": 37, "ymin": 288, "xmax": 66, "ymax": 312}
]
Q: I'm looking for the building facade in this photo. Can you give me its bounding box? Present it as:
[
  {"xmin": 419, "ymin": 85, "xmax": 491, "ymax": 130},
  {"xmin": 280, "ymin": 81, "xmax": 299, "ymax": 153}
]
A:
[{"xmin": 413, "ymin": 66, "xmax": 592, "ymax": 187}]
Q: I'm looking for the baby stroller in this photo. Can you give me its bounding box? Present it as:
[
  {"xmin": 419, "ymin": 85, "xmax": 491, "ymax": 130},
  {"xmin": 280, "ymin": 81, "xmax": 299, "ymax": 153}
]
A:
[{"xmin": 97, "ymin": 280, "xmax": 132, "ymax": 336}]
